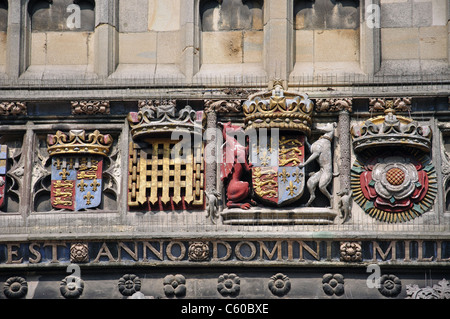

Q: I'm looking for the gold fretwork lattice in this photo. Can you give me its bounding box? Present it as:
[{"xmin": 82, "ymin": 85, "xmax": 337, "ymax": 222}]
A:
[{"xmin": 128, "ymin": 139, "xmax": 204, "ymax": 210}]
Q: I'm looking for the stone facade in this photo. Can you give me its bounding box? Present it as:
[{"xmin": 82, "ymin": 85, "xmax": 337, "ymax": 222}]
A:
[{"xmin": 0, "ymin": 0, "xmax": 449, "ymax": 301}]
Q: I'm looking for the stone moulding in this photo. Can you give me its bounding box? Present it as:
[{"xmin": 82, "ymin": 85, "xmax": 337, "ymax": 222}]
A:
[{"xmin": 220, "ymin": 206, "xmax": 336, "ymax": 225}]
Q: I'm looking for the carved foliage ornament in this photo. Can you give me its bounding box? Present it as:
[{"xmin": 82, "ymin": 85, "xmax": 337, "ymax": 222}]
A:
[
  {"xmin": 315, "ymin": 98, "xmax": 352, "ymax": 113},
  {"xmin": 0, "ymin": 102, "xmax": 27, "ymax": 116},
  {"xmin": 71, "ymin": 101, "xmax": 110, "ymax": 115},
  {"xmin": 406, "ymin": 279, "xmax": 450, "ymax": 299}
]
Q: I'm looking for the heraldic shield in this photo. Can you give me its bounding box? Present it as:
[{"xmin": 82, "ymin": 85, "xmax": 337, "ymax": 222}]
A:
[
  {"xmin": 51, "ymin": 156, "xmax": 103, "ymax": 211},
  {"xmin": 47, "ymin": 130, "xmax": 113, "ymax": 211},
  {"xmin": 250, "ymin": 134, "xmax": 306, "ymax": 207}
]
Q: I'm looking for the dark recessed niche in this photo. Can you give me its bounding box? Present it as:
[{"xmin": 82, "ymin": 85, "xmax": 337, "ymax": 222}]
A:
[
  {"xmin": 294, "ymin": 0, "xmax": 359, "ymax": 30},
  {"xmin": 29, "ymin": 0, "xmax": 95, "ymax": 32}
]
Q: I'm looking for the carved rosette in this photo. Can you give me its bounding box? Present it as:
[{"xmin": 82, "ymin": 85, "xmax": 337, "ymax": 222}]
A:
[
  {"xmin": 3, "ymin": 276, "xmax": 28, "ymax": 299},
  {"xmin": 322, "ymin": 273, "xmax": 345, "ymax": 296},
  {"xmin": 188, "ymin": 242, "xmax": 210, "ymax": 261},
  {"xmin": 378, "ymin": 274, "xmax": 402, "ymax": 298},
  {"xmin": 70, "ymin": 243, "xmax": 89, "ymax": 263},
  {"xmin": 340, "ymin": 242, "xmax": 362, "ymax": 262},
  {"xmin": 163, "ymin": 274, "xmax": 186, "ymax": 298},
  {"xmin": 268, "ymin": 273, "xmax": 291, "ymax": 297},
  {"xmin": 118, "ymin": 274, "xmax": 142, "ymax": 297},
  {"xmin": 60, "ymin": 275, "xmax": 85, "ymax": 299},
  {"xmin": 217, "ymin": 273, "xmax": 240, "ymax": 297}
]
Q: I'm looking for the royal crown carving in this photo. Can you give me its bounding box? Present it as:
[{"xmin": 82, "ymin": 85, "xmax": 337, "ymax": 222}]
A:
[
  {"xmin": 47, "ymin": 130, "xmax": 113, "ymax": 157},
  {"xmin": 351, "ymin": 108, "xmax": 432, "ymax": 153},
  {"xmin": 243, "ymin": 81, "xmax": 314, "ymax": 135},
  {"xmin": 128, "ymin": 102, "xmax": 204, "ymax": 140}
]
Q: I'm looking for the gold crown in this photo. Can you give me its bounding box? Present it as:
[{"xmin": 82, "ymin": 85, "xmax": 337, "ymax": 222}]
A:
[
  {"xmin": 127, "ymin": 103, "xmax": 204, "ymax": 141},
  {"xmin": 47, "ymin": 130, "xmax": 113, "ymax": 157},
  {"xmin": 243, "ymin": 82, "xmax": 314, "ymax": 135},
  {"xmin": 351, "ymin": 108, "xmax": 432, "ymax": 153}
]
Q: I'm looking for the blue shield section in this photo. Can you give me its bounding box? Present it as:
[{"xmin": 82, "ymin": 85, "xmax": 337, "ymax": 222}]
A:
[
  {"xmin": 277, "ymin": 166, "xmax": 305, "ymax": 205},
  {"xmin": 75, "ymin": 178, "xmax": 102, "ymax": 211}
]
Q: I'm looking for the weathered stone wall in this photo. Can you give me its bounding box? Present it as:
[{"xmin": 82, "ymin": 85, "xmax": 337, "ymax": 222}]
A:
[{"xmin": 0, "ymin": 0, "xmax": 447, "ymax": 80}]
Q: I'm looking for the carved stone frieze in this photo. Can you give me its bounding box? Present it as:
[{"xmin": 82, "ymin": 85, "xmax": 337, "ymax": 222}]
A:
[
  {"xmin": 369, "ymin": 98, "xmax": 411, "ymax": 113},
  {"xmin": 315, "ymin": 98, "xmax": 352, "ymax": 112},
  {"xmin": 204, "ymin": 99, "xmax": 242, "ymax": 113},
  {"xmin": 0, "ymin": 102, "xmax": 27, "ymax": 116},
  {"xmin": 71, "ymin": 100, "xmax": 110, "ymax": 115},
  {"xmin": 406, "ymin": 279, "xmax": 450, "ymax": 299}
]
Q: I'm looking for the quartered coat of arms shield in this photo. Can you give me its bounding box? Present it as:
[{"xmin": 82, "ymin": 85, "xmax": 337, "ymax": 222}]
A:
[
  {"xmin": 244, "ymin": 81, "xmax": 313, "ymax": 207},
  {"xmin": 250, "ymin": 135, "xmax": 305, "ymax": 206},
  {"xmin": 47, "ymin": 130, "xmax": 113, "ymax": 211}
]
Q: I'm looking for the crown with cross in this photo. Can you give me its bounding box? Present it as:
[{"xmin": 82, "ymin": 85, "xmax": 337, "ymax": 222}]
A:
[{"xmin": 243, "ymin": 80, "xmax": 314, "ymax": 135}]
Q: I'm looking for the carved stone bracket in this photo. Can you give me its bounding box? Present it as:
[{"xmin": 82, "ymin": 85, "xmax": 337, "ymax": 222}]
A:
[
  {"xmin": 71, "ymin": 101, "xmax": 110, "ymax": 115},
  {"xmin": 369, "ymin": 97, "xmax": 411, "ymax": 113},
  {"xmin": 0, "ymin": 102, "xmax": 27, "ymax": 116}
]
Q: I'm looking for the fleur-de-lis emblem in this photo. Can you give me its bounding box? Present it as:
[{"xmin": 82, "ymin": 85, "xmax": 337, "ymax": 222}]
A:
[
  {"xmin": 279, "ymin": 168, "xmax": 290, "ymax": 183},
  {"xmin": 90, "ymin": 179, "xmax": 100, "ymax": 192},
  {"xmin": 292, "ymin": 168, "xmax": 303, "ymax": 183},
  {"xmin": 83, "ymin": 192, "xmax": 94, "ymax": 205},
  {"xmin": 286, "ymin": 181, "xmax": 297, "ymax": 196},
  {"xmin": 77, "ymin": 179, "xmax": 88, "ymax": 192}
]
